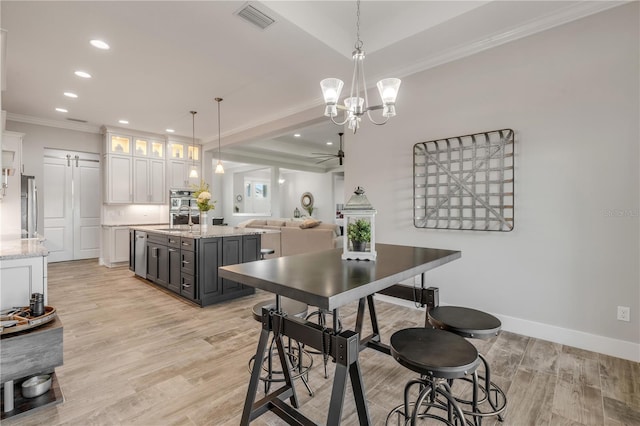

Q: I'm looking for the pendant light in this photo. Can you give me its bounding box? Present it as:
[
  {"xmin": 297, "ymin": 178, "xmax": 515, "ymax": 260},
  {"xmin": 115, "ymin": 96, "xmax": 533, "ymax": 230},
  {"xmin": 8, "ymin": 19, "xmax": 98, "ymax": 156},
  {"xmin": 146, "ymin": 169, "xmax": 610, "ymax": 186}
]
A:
[
  {"xmin": 214, "ymin": 97, "xmax": 224, "ymax": 174},
  {"xmin": 189, "ymin": 111, "xmax": 199, "ymax": 179}
]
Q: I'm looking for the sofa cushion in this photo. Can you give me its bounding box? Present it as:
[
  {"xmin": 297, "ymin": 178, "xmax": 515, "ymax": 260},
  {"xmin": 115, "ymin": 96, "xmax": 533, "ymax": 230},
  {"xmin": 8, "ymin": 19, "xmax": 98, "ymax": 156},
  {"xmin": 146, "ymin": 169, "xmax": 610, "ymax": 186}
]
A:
[
  {"xmin": 300, "ymin": 219, "xmax": 321, "ymax": 229},
  {"xmin": 285, "ymin": 221, "xmax": 302, "ymax": 228}
]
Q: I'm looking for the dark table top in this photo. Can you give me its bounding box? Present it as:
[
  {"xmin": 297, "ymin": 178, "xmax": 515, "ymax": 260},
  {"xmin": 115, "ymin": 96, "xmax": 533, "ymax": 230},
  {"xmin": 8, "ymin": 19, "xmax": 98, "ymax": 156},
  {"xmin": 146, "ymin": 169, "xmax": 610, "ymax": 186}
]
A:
[{"xmin": 219, "ymin": 244, "xmax": 461, "ymax": 311}]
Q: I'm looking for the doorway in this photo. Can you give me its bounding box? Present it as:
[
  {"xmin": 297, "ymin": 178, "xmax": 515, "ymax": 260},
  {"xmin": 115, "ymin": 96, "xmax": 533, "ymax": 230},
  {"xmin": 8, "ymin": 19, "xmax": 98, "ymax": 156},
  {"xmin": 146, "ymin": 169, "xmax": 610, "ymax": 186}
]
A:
[{"xmin": 43, "ymin": 148, "xmax": 101, "ymax": 262}]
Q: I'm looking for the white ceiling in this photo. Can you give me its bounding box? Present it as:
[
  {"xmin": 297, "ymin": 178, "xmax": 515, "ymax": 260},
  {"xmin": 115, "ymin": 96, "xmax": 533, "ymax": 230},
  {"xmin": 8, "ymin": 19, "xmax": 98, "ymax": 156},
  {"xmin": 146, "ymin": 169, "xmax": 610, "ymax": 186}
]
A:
[{"xmin": 1, "ymin": 1, "xmax": 626, "ymax": 171}]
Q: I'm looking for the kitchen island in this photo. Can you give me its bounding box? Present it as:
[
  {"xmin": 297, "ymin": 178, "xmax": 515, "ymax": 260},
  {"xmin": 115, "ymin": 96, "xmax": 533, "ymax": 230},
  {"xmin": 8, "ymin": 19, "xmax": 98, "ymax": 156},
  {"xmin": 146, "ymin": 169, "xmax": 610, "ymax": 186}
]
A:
[{"xmin": 129, "ymin": 225, "xmax": 270, "ymax": 306}]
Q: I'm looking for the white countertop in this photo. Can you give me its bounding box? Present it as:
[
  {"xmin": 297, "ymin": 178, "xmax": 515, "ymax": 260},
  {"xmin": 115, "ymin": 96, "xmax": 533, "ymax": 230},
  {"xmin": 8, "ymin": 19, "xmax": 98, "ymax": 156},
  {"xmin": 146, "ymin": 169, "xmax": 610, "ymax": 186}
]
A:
[
  {"xmin": 129, "ymin": 225, "xmax": 279, "ymax": 239},
  {"xmin": 0, "ymin": 237, "xmax": 49, "ymax": 260}
]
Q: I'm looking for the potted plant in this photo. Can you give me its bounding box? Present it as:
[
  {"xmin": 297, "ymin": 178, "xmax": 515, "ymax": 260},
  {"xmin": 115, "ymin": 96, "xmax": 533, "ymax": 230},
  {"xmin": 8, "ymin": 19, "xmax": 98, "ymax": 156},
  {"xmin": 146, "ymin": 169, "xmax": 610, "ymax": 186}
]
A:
[{"xmin": 347, "ymin": 218, "xmax": 371, "ymax": 252}]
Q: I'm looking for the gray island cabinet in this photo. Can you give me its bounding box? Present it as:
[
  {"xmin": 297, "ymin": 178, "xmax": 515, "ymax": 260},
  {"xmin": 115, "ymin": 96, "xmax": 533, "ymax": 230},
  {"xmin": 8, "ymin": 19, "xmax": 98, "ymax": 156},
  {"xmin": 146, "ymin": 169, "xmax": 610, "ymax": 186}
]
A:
[{"xmin": 133, "ymin": 226, "xmax": 263, "ymax": 306}]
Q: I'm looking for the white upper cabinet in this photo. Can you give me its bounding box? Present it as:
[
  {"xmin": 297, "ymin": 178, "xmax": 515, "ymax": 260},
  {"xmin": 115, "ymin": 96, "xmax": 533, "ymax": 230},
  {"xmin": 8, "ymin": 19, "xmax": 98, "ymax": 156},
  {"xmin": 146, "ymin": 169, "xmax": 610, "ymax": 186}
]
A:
[
  {"xmin": 133, "ymin": 157, "xmax": 165, "ymax": 203},
  {"xmin": 167, "ymin": 140, "xmax": 201, "ymax": 189},
  {"xmin": 105, "ymin": 153, "xmax": 133, "ymax": 204},
  {"xmin": 103, "ymin": 130, "xmax": 166, "ymax": 204}
]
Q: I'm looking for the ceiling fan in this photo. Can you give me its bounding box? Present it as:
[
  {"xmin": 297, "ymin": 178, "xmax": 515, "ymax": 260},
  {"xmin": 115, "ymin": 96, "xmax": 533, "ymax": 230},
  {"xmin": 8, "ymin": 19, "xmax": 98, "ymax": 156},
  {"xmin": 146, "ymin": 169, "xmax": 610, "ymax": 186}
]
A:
[{"xmin": 312, "ymin": 132, "xmax": 344, "ymax": 166}]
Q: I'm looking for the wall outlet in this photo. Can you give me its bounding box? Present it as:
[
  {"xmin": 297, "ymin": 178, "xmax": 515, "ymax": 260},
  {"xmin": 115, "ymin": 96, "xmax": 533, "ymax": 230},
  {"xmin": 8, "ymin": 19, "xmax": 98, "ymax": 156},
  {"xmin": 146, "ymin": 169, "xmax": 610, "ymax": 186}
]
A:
[{"xmin": 617, "ymin": 306, "xmax": 630, "ymax": 322}]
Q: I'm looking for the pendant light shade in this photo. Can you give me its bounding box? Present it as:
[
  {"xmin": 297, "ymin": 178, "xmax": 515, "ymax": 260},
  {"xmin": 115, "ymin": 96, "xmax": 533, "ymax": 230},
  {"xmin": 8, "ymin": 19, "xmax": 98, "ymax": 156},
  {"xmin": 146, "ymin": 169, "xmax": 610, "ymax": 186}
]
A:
[
  {"xmin": 189, "ymin": 111, "xmax": 199, "ymax": 179},
  {"xmin": 214, "ymin": 97, "xmax": 224, "ymax": 174}
]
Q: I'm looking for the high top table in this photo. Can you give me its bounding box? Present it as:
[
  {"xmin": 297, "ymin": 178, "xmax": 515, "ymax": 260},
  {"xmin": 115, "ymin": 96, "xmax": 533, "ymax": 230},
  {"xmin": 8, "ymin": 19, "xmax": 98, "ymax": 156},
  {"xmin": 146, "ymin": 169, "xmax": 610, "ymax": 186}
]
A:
[{"xmin": 219, "ymin": 243, "xmax": 461, "ymax": 425}]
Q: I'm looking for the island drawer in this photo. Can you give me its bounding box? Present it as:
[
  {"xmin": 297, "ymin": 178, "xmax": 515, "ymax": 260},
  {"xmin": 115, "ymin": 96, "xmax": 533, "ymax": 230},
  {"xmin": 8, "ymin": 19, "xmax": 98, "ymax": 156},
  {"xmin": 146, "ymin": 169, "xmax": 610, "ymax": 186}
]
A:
[
  {"xmin": 167, "ymin": 235, "xmax": 181, "ymax": 248},
  {"xmin": 147, "ymin": 233, "xmax": 168, "ymax": 245},
  {"xmin": 181, "ymin": 251, "xmax": 195, "ymax": 274},
  {"xmin": 180, "ymin": 273, "xmax": 196, "ymax": 301},
  {"xmin": 180, "ymin": 237, "xmax": 196, "ymax": 252}
]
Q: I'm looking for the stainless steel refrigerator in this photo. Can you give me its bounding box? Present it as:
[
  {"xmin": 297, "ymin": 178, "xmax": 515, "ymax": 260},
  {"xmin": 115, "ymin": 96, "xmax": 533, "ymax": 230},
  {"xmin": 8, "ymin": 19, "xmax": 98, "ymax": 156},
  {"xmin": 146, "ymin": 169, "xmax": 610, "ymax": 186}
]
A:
[{"xmin": 21, "ymin": 175, "xmax": 38, "ymax": 238}]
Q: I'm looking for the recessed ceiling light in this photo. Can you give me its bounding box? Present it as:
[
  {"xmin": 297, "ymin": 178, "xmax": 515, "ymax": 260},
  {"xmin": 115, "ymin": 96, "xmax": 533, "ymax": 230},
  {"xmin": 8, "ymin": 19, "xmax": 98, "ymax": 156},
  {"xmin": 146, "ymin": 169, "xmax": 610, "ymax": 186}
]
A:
[
  {"xmin": 119, "ymin": 120, "xmax": 129, "ymax": 125},
  {"xmin": 294, "ymin": 133, "xmax": 301, "ymax": 137},
  {"xmin": 63, "ymin": 92, "xmax": 78, "ymax": 98},
  {"xmin": 74, "ymin": 70, "xmax": 92, "ymax": 79},
  {"xmin": 166, "ymin": 129, "xmax": 175, "ymax": 133},
  {"xmin": 90, "ymin": 39, "xmax": 110, "ymax": 50},
  {"xmin": 326, "ymin": 141, "xmax": 333, "ymax": 145},
  {"xmin": 55, "ymin": 107, "xmax": 68, "ymax": 113}
]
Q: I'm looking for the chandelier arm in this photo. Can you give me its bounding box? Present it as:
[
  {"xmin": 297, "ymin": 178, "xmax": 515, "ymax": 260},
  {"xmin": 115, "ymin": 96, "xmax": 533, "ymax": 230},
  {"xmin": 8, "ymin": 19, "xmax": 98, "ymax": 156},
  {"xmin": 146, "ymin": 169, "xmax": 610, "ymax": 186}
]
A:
[
  {"xmin": 330, "ymin": 115, "xmax": 351, "ymax": 126},
  {"xmin": 365, "ymin": 109, "xmax": 390, "ymax": 126},
  {"xmin": 359, "ymin": 51, "xmax": 370, "ymax": 112}
]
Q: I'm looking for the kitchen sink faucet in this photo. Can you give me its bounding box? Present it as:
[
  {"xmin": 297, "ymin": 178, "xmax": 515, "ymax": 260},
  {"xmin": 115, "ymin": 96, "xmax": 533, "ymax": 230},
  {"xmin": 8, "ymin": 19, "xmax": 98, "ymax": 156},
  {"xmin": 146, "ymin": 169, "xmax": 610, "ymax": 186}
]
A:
[{"xmin": 178, "ymin": 205, "xmax": 194, "ymax": 232}]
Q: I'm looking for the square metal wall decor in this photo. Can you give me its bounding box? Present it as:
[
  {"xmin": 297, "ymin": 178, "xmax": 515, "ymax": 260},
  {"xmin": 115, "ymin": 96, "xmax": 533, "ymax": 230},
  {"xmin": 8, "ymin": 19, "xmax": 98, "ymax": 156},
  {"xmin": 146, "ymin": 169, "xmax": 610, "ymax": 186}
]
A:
[{"xmin": 413, "ymin": 128, "xmax": 514, "ymax": 231}]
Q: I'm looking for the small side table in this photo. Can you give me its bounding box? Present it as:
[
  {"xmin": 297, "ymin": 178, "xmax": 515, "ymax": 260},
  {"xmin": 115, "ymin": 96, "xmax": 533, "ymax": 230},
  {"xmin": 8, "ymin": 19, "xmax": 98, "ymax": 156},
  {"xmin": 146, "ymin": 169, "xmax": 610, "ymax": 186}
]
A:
[{"xmin": 1, "ymin": 316, "xmax": 64, "ymax": 420}]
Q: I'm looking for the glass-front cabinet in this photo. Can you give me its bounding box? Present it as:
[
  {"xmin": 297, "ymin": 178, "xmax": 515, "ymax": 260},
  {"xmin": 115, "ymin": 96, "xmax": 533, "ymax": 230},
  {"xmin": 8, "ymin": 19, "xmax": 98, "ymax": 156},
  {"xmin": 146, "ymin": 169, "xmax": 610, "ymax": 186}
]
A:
[
  {"xmin": 168, "ymin": 141, "xmax": 199, "ymax": 162},
  {"xmin": 109, "ymin": 135, "xmax": 131, "ymax": 154},
  {"xmin": 133, "ymin": 138, "xmax": 165, "ymax": 158},
  {"xmin": 167, "ymin": 140, "xmax": 201, "ymax": 189},
  {"xmin": 103, "ymin": 128, "xmax": 167, "ymax": 204}
]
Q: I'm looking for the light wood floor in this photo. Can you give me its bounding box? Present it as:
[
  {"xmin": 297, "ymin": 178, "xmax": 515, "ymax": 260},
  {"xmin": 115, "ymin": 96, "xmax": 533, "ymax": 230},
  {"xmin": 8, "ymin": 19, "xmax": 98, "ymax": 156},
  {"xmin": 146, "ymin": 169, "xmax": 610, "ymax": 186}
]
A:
[{"xmin": 4, "ymin": 259, "xmax": 639, "ymax": 425}]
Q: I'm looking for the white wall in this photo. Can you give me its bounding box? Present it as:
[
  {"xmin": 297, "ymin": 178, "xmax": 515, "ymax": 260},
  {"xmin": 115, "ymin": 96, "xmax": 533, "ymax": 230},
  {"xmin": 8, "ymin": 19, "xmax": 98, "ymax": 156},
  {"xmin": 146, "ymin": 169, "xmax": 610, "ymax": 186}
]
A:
[
  {"xmin": 281, "ymin": 170, "xmax": 334, "ymax": 223},
  {"xmin": 347, "ymin": 4, "xmax": 639, "ymax": 360}
]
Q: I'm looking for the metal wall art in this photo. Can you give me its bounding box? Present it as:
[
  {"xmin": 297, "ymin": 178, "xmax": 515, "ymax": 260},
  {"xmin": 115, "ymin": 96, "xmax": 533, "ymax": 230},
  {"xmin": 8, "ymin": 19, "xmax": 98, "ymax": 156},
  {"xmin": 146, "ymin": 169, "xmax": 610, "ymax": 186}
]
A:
[{"xmin": 414, "ymin": 129, "xmax": 514, "ymax": 231}]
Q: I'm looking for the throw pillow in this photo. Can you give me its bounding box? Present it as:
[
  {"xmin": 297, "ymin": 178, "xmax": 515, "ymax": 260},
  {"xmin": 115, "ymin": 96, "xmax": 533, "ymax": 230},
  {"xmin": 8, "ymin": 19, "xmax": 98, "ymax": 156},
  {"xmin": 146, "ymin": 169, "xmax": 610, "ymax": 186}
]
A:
[{"xmin": 300, "ymin": 219, "xmax": 321, "ymax": 229}]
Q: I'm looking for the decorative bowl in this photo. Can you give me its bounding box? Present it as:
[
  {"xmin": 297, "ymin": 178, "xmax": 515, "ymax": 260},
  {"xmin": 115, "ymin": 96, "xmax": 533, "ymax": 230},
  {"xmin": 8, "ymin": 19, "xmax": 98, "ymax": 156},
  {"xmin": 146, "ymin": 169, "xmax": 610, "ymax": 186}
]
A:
[{"xmin": 21, "ymin": 374, "xmax": 51, "ymax": 398}]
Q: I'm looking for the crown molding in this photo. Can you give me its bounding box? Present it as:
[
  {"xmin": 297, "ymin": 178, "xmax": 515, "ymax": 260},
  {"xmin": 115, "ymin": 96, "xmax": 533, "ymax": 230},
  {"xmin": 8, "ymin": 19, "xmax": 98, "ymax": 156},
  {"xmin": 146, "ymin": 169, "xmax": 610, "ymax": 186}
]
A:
[
  {"xmin": 6, "ymin": 112, "xmax": 102, "ymax": 134},
  {"xmin": 391, "ymin": 1, "xmax": 629, "ymax": 80}
]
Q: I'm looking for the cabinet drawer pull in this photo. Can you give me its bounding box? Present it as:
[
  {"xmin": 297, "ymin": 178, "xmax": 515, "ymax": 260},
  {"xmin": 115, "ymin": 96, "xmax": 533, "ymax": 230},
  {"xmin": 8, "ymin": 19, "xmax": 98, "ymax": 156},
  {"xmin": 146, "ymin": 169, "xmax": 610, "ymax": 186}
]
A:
[
  {"xmin": 169, "ymin": 239, "xmax": 178, "ymax": 244},
  {"xmin": 182, "ymin": 260, "xmax": 191, "ymax": 265},
  {"xmin": 182, "ymin": 242, "xmax": 190, "ymax": 246},
  {"xmin": 182, "ymin": 284, "xmax": 191, "ymax": 288},
  {"xmin": 168, "ymin": 248, "xmax": 176, "ymax": 252}
]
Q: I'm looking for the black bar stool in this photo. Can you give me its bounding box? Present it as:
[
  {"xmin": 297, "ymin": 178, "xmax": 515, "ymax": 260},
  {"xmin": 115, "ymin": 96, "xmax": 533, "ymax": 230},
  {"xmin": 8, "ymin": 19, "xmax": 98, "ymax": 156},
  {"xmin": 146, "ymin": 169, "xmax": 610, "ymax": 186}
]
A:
[
  {"xmin": 427, "ymin": 287, "xmax": 507, "ymax": 423},
  {"xmin": 260, "ymin": 248, "xmax": 275, "ymax": 260},
  {"xmin": 248, "ymin": 298, "xmax": 314, "ymax": 396},
  {"xmin": 386, "ymin": 327, "xmax": 479, "ymax": 425}
]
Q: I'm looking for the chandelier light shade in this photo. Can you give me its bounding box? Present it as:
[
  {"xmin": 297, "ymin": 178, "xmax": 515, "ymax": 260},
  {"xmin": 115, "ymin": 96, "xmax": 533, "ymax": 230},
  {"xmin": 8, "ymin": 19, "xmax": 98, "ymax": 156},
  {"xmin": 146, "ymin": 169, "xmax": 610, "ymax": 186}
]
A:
[
  {"xmin": 214, "ymin": 97, "xmax": 224, "ymax": 174},
  {"xmin": 189, "ymin": 111, "xmax": 199, "ymax": 179},
  {"xmin": 320, "ymin": 0, "xmax": 401, "ymax": 133}
]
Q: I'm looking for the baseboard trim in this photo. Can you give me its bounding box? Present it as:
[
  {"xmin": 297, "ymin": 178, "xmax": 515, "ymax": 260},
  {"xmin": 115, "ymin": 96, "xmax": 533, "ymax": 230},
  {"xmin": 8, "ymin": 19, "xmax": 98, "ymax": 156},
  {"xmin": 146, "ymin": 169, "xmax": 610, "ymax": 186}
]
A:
[{"xmin": 375, "ymin": 294, "xmax": 640, "ymax": 362}]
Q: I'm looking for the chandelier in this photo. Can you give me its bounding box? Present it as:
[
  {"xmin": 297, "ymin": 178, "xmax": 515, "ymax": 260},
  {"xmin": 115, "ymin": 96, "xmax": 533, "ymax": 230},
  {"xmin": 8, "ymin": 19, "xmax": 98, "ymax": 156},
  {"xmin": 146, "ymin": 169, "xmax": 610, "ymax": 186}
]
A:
[
  {"xmin": 214, "ymin": 97, "xmax": 224, "ymax": 174},
  {"xmin": 320, "ymin": 0, "xmax": 401, "ymax": 133}
]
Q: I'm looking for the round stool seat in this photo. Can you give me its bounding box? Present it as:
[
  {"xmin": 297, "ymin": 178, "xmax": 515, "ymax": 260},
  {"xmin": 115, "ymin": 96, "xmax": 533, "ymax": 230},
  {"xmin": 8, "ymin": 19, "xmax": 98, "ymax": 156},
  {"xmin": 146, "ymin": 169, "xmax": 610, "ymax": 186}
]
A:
[
  {"xmin": 260, "ymin": 248, "xmax": 275, "ymax": 259},
  {"xmin": 429, "ymin": 306, "xmax": 501, "ymax": 339},
  {"xmin": 390, "ymin": 328, "xmax": 479, "ymax": 380},
  {"xmin": 252, "ymin": 298, "xmax": 308, "ymax": 322}
]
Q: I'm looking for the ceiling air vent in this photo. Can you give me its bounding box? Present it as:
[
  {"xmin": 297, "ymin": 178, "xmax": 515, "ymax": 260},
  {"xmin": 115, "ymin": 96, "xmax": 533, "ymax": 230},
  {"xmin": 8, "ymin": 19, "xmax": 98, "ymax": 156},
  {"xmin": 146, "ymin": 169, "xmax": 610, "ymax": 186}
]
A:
[
  {"xmin": 236, "ymin": 3, "xmax": 275, "ymax": 30},
  {"xmin": 67, "ymin": 118, "xmax": 88, "ymax": 123}
]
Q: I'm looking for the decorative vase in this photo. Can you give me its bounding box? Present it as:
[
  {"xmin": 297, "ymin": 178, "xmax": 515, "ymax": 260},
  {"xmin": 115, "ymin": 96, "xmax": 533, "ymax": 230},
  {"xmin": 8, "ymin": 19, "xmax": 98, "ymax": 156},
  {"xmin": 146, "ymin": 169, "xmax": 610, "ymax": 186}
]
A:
[{"xmin": 200, "ymin": 211, "xmax": 208, "ymax": 233}]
